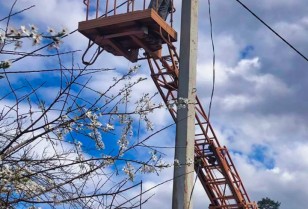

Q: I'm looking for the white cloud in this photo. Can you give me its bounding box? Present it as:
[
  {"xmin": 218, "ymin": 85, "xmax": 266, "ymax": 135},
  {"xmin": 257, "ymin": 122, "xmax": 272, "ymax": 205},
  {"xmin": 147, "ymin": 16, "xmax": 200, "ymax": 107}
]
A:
[{"xmin": 2, "ymin": 0, "xmax": 308, "ymax": 208}]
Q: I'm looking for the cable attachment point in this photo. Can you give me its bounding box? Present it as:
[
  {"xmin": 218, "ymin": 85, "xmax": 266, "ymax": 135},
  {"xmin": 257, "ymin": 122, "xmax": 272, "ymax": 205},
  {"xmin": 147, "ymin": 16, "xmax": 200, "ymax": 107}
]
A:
[{"xmin": 82, "ymin": 40, "xmax": 104, "ymax": 66}]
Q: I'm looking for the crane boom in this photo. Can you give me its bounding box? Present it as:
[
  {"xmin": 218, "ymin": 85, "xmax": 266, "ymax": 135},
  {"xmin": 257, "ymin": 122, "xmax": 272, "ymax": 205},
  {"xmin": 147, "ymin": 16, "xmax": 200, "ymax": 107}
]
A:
[{"xmin": 146, "ymin": 42, "xmax": 257, "ymax": 209}]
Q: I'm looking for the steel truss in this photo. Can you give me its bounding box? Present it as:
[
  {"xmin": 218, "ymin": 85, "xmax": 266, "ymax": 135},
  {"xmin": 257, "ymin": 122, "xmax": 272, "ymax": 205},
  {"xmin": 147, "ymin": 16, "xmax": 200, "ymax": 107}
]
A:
[{"xmin": 144, "ymin": 39, "xmax": 258, "ymax": 209}]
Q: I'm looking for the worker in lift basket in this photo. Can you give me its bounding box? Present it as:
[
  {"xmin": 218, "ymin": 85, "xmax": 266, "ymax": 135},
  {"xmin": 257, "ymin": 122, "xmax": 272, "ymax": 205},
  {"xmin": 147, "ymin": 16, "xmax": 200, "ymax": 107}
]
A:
[
  {"xmin": 147, "ymin": 0, "xmax": 172, "ymax": 51},
  {"xmin": 149, "ymin": 0, "xmax": 172, "ymax": 20}
]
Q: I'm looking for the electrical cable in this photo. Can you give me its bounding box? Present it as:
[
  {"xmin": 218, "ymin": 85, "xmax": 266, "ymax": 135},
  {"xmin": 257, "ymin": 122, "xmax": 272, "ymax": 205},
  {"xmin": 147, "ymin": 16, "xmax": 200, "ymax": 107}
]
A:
[
  {"xmin": 188, "ymin": 163, "xmax": 201, "ymax": 209},
  {"xmin": 207, "ymin": 0, "xmax": 216, "ymax": 121},
  {"xmin": 80, "ymin": 0, "xmax": 130, "ymax": 65},
  {"xmin": 234, "ymin": 0, "xmax": 308, "ymax": 62}
]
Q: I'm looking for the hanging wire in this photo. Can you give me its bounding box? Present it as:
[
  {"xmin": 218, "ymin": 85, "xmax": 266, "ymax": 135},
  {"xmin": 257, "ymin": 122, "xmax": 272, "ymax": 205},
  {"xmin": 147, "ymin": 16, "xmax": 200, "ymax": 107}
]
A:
[
  {"xmin": 169, "ymin": 0, "xmax": 176, "ymax": 27},
  {"xmin": 234, "ymin": 0, "xmax": 308, "ymax": 62},
  {"xmin": 81, "ymin": 0, "xmax": 131, "ymax": 65},
  {"xmin": 188, "ymin": 162, "xmax": 201, "ymax": 208},
  {"xmin": 82, "ymin": 41, "xmax": 104, "ymax": 65},
  {"xmin": 207, "ymin": 0, "xmax": 216, "ymax": 121}
]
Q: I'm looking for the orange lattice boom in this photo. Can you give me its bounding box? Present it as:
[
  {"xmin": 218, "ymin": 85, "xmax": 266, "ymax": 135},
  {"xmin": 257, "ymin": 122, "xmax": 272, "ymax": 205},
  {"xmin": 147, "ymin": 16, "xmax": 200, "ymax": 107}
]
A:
[{"xmin": 78, "ymin": 1, "xmax": 258, "ymax": 208}]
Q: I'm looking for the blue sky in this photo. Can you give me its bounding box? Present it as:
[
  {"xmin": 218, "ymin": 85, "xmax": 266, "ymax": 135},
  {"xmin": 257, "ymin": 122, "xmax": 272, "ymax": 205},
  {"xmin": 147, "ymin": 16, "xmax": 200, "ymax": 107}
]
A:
[{"xmin": 1, "ymin": 0, "xmax": 308, "ymax": 209}]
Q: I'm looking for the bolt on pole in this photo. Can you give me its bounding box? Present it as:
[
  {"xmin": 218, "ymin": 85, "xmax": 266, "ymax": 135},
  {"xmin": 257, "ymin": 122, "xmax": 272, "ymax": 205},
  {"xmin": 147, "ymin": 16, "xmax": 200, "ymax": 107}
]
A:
[{"xmin": 172, "ymin": 0, "xmax": 199, "ymax": 209}]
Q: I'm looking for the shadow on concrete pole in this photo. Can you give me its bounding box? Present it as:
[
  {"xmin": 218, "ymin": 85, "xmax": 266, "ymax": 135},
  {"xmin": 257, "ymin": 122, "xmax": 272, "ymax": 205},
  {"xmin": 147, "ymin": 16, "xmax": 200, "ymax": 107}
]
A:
[{"xmin": 172, "ymin": 0, "xmax": 199, "ymax": 209}]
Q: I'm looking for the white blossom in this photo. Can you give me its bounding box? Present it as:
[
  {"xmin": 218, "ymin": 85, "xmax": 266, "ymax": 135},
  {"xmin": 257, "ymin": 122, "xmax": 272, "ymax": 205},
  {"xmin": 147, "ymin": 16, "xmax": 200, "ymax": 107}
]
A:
[
  {"xmin": 85, "ymin": 110, "xmax": 93, "ymax": 118},
  {"xmin": 61, "ymin": 115, "xmax": 68, "ymax": 120},
  {"xmin": 102, "ymin": 155, "xmax": 114, "ymax": 167},
  {"xmin": 89, "ymin": 129, "xmax": 104, "ymax": 149},
  {"xmin": 32, "ymin": 33, "xmax": 42, "ymax": 45},
  {"xmin": 123, "ymin": 163, "xmax": 135, "ymax": 181},
  {"xmin": 90, "ymin": 119, "xmax": 102, "ymax": 129},
  {"xmin": 150, "ymin": 150, "xmax": 157, "ymax": 162},
  {"xmin": 29, "ymin": 24, "xmax": 38, "ymax": 33},
  {"xmin": 58, "ymin": 27, "xmax": 68, "ymax": 36},
  {"xmin": 47, "ymin": 26, "xmax": 55, "ymax": 34},
  {"xmin": 0, "ymin": 32, "xmax": 5, "ymax": 43},
  {"xmin": 85, "ymin": 111, "xmax": 102, "ymax": 129},
  {"xmin": 21, "ymin": 25, "xmax": 30, "ymax": 35},
  {"xmin": 156, "ymin": 160, "xmax": 171, "ymax": 171},
  {"xmin": 16, "ymin": 31, "xmax": 22, "ymax": 37},
  {"xmin": 65, "ymin": 122, "xmax": 74, "ymax": 131},
  {"xmin": 0, "ymin": 165, "xmax": 45, "ymax": 195},
  {"xmin": 8, "ymin": 27, "xmax": 16, "ymax": 35},
  {"xmin": 144, "ymin": 116, "xmax": 154, "ymax": 131},
  {"xmin": 118, "ymin": 114, "xmax": 127, "ymax": 124},
  {"xmin": 117, "ymin": 134, "xmax": 129, "ymax": 150},
  {"xmin": 76, "ymin": 141, "xmax": 82, "ymax": 149},
  {"xmin": 55, "ymin": 130, "xmax": 63, "ymax": 140},
  {"xmin": 50, "ymin": 39, "xmax": 63, "ymax": 49},
  {"xmin": 135, "ymin": 93, "xmax": 156, "ymax": 114},
  {"xmin": 106, "ymin": 123, "xmax": 114, "ymax": 130},
  {"xmin": 43, "ymin": 124, "xmax": 51, "ymax": 132},
  {"xmin": 141, "ymin": 164, "xmax": 155, "ymax": 173},
  {"xmin": 129, "ymin": 64, "xmax": 141, "ymax": 73}
]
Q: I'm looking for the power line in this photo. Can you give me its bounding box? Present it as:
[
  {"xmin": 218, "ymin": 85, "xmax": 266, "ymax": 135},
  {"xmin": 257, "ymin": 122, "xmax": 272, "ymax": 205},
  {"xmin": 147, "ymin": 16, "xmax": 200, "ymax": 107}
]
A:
[
  {"xmin": 0, "ymin": 5, "xmax": 35, "ymax": 22},
  {"xmin": 207, "ymin": 0, "xmax": 216, "ymax": 121},
  {"xmin": 188, "ymin": 164, "xmax": 201, "ymax": 208},
  {"xmin": 234, "ymin": 0, "xmax": 308, "ymax": 62}
]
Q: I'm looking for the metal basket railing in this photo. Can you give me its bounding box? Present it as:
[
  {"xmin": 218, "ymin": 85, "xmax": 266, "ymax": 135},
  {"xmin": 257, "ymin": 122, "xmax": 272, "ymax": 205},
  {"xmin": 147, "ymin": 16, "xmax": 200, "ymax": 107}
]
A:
[
  {"xmin": 83, "ymin": 0, "xmax": 152, "ymax": 19},
  {"xmin": 83, "ymin": 0, "xmax": 174, "ymax": 27}
]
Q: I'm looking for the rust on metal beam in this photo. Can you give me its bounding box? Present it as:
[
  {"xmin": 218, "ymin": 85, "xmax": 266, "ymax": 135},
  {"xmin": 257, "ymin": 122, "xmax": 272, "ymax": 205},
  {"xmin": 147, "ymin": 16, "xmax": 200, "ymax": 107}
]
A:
[{"xmin": 78, "ymin": 9, "xmax": 177, "ymax": 63}]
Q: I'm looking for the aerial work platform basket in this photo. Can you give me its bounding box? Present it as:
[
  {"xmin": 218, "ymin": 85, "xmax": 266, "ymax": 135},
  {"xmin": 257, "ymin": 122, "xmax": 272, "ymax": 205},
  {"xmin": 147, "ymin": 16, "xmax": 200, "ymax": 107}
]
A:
[{"xmin": 78, "ymin": 0, "xmax": 177, "ymax": 62}]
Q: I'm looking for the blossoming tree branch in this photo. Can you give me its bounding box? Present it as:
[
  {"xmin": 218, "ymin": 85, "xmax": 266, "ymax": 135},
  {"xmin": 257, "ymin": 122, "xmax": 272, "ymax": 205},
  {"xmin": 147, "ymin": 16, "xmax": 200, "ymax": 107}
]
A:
[{"xmin": 0, "ymin": 1, "xmax": 194, "ymax": 209}]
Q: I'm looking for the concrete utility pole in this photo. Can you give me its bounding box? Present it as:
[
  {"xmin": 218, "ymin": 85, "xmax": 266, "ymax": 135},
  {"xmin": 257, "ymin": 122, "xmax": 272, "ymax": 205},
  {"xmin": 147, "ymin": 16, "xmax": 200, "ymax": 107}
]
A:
[{"xmin": 172, "ymin": 0, "xmax": 199, "ymax": 209}]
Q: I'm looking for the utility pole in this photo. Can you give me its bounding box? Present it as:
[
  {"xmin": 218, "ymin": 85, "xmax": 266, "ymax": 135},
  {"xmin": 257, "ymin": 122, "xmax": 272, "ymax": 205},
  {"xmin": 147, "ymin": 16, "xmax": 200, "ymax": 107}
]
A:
[{"xmin": 172, "ymin": 0, "xmax": 199, "ymax": 209}]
